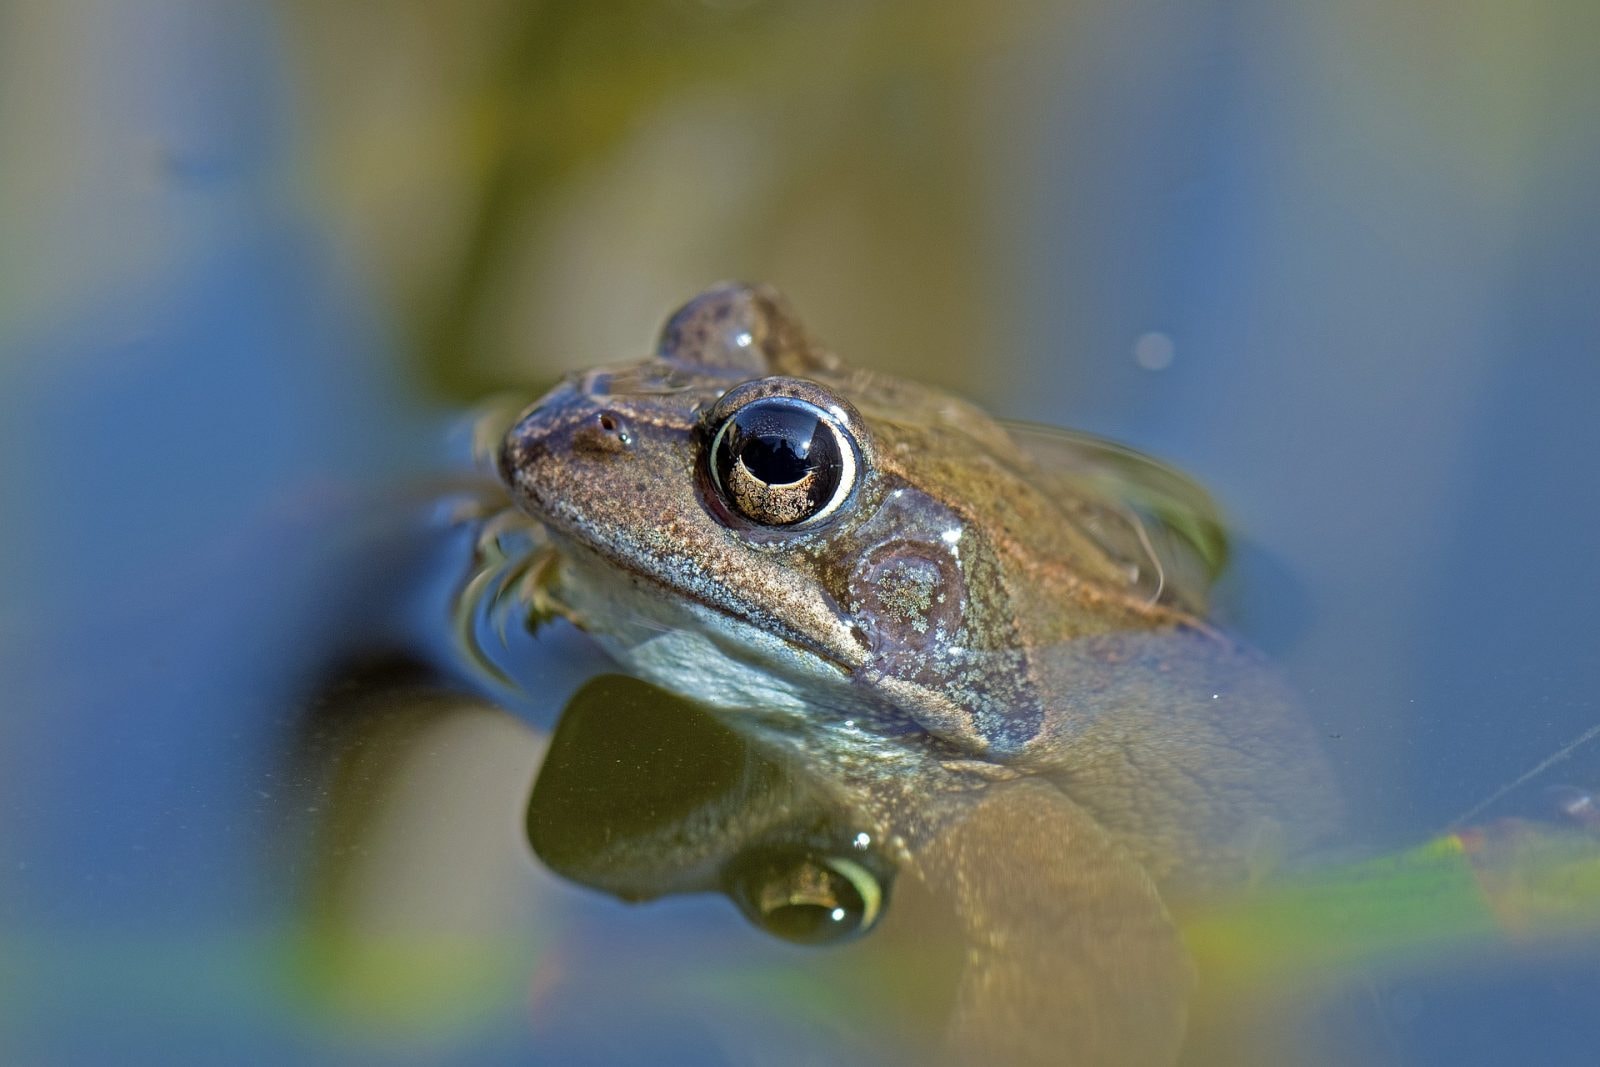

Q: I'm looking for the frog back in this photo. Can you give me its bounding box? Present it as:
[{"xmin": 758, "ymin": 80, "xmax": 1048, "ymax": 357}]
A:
[{"xmin": 1025, "ymin": 627, "xmax": 1341, "ymax": 888}]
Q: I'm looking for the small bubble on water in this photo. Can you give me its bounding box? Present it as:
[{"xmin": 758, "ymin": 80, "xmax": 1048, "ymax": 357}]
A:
[
  {"xmin": 1549, "ymin": 785, "xmax": 1600, "ymax": 827},
  {"xmin": 1133, "ymin": 332, "xmax": 1175, "ymax": 371}
]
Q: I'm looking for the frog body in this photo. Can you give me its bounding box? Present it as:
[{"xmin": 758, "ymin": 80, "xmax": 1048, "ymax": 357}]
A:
[
  {"xmin": 494, "ymin": 284, "xmax": 1344, "ymax": 1062},
  {"xmin": 500, "ymin": 283, "xmax": 1337, "ymax": 887}
]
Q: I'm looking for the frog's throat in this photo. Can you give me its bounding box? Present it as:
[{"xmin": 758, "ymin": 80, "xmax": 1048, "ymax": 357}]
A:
[{"xmin": 539, "ymin": 537, "xmax": 875, "ymax": 719}]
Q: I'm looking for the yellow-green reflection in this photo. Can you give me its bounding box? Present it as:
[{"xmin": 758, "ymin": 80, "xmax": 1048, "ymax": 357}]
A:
[
  {"xmin": 529, "ymin": 675, "xmax": 894, "ymax": 944},
  {"xmin": 284, "ymin": 0, "xmax": 1063, "ymax": 401},
  {"xmin": 285, "ymin": 664, "xmax": 550, "ymax": 1040}
]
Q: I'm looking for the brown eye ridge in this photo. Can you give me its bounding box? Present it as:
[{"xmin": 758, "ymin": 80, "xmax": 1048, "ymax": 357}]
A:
[{"xmin": 710, "ymin": 396, "xmax": 856, "ymax": 527}]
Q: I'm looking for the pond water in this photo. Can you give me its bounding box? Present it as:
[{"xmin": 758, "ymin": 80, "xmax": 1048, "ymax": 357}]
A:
[{"xmin": 4, "ymin": 3, "xmax": 1600, "ymax": 1065}]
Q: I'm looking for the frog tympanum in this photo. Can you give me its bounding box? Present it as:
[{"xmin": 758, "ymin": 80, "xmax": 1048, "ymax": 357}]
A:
[{"xmin": 494, "ymin": 283, "xmax": 1341, "ymax": 1064}]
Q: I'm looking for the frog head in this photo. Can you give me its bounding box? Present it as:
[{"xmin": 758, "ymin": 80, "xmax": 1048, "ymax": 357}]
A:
[{"xmin": 500, "ymin": 284, "xmax": 1201, "ymax": 759}]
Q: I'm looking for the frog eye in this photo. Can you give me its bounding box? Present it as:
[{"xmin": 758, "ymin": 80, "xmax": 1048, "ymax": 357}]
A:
[
  {"xmin": 724, "ymin": 848, "xmax": 887, "ymax": 945},
  {"xmin": 708, "ymin": 395, "xmax": 860, "ymax": 527}
]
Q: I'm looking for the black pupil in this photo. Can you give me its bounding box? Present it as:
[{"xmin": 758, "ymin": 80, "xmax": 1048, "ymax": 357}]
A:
[
  {"xmin": 739, "ymin": 411, "xmax": 819, "ymax": 484},
  {"xmin": 715, "ymin": 399, "xmax": 845, "ymax": 523}
]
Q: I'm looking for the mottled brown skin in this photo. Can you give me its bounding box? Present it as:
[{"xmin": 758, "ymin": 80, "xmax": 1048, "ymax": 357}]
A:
[{"xmin": 499, "ymin": 283, "xmax": 1340, "ymax": 1063}]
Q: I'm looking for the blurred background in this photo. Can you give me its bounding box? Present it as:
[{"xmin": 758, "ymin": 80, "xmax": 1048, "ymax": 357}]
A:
[{"xmin": 2, "ymin": 1, "xmax": 1599, "ymax": 1064}]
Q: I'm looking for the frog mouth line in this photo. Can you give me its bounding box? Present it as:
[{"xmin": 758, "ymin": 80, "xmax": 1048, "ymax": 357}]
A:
[{"xmin": 541, "ymin": 528, "xmax": 865, "ymax": 683}]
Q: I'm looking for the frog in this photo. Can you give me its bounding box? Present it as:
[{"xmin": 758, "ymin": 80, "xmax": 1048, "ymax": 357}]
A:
[{"xmin": 494, "ymin": 282, "xmax": 1341, "ymax": 1063}]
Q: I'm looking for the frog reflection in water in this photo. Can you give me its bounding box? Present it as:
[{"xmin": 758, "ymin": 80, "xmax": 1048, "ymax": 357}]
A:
[{"xmin": 495, "ymin": 284, "xmax": 1341, "ymax": 1063}]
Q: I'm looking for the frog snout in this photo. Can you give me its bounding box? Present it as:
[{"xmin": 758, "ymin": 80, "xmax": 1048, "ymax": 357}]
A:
[
  {"xmin": 497, "ymin": 414, "xmax": 551, "ymax": 502},
  {"xmin": 499, "ymin": 390, "xmax": 576, "ymax": 497},
  {"xmin": 500, "ymin": 395, "xmax": 640, "ymax": 510}
]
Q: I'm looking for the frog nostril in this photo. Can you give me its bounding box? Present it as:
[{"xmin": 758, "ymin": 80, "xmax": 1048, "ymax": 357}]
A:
[
  {"xmin": 597, "ymin": 410, "xmax": 633, "ymax": 447},
  {"xmin": 571, "ymin": 410, "xmax": 634, "ymax": 455}
]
